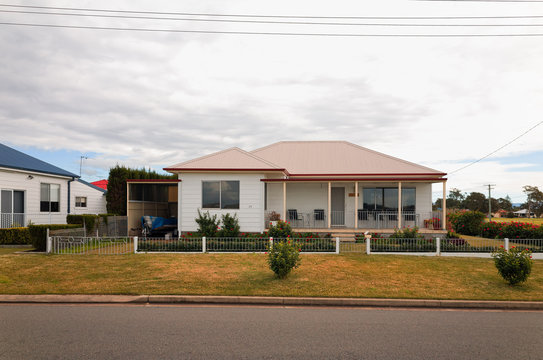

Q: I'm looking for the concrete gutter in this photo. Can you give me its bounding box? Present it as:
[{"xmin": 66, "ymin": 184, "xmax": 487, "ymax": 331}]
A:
[{"xmin": 0, "ymin": 295, "xmax": 542, "ymax": 310}]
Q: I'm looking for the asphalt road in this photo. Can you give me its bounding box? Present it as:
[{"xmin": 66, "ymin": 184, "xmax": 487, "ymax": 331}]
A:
[{"xmin": 1, "ymin": 304, "xmax": 542, "ymax": 359}]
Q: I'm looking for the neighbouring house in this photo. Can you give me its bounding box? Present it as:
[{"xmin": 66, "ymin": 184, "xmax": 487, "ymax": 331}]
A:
[
  {"xmin": 91, "ymin": 179, "xmax": 108, "ymax": 191},
  {"xmin": 513, "ymin": 209, "xmax": 535, "ymax": 218},
  {"xmin": 492, "ymin": 209, "xmax": 508, "ymax": 218},
  {"xmin": 163, "ymin": 141, "xmax": 448, "ymax": 235},
  {"xmin": 0, "ymin": 143, "xmax": 107, "ymax": 228}
]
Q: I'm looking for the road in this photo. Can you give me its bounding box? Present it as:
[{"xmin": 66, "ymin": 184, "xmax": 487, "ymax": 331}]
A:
[{"xmin": 1, "ymin": 304, "xmax": 542, "ymax": 359}]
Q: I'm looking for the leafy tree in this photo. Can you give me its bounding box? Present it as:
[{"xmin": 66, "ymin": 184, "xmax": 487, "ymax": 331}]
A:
[
  {"xmin": 464, "ymin": 192, "xmax": 487, "ymax": 212},
  {"xmin": 447, "ymin": 188, "xmax": 466, "ymax": 209},
  {"xmin": 497, "ymin": 196, "xmax": 513, "ymax": 212},
  {"xmin": 523, "ymin": 185, "xmax": 543, "ymax": 217},
  {"xmin": 106, "ymin": 165, "xmax": 176, "ymax": 215}
]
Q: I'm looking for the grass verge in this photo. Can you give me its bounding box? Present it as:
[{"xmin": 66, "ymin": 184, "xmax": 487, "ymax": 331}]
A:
[{"xmin": 1, "ymin": 252, "xmax": 542, "ymax": 300}]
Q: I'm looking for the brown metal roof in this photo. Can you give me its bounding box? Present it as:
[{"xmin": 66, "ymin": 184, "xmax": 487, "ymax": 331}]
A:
[
  {"xmin": 251, "ymin": 141, "xmax": 445, "ymax": 177},
  {"xmin": 165, "ymin": 147, "xmax": 285, "ymax": 172}
]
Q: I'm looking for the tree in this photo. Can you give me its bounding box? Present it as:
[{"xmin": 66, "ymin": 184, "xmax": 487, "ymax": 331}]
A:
[
  {"xmin": 497, "ymin": 196, "xmax": 513, "ymax": 212},
  {"xmin": 106, "ymin": 165, "xmax": 176, "ymax": 215},
  {"xmin": 464, "ymin": 192, "xmax": 487, "ymax": 213},
  {"xmin": 523, "ymin": 185, "xmax": 543, "ymax": 217},
  {"xmin": 447, "ymin": 188, "xmax": 465, "ymax": 209}
]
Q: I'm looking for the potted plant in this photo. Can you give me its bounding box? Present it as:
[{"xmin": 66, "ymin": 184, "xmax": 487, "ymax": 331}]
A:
[{"xmin": 268, "ymin": 211, "xmax": 281, "ymax": 227}]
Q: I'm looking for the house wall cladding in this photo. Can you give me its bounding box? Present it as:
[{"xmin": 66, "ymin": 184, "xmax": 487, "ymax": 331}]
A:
[
  {"xmin": 178, "ymin": 173, "xmax": 266, "ymax": 232},
  {"xmin": 0, "ymin": 168, "xmax": 69, "ymax": 225},
  {"xmin": 70, "ymin": 180, "xmax": 107, "ymax": 215}
]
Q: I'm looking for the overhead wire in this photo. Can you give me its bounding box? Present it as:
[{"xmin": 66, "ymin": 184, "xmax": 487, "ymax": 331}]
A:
[
  {"xmin": 1, "ymin": 3, "xmax": 543, "ymax": 20},
  {"xmin": 3, "ymin": 9, "xmax": 543, "ymax": 26}
]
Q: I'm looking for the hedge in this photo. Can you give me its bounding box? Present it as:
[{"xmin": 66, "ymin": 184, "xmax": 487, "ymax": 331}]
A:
[
  {"xmin": 0, "ymin": 227, "xmax": 31, "ymax": 245},
  {"xmin": 28, "ymin": 224, "xmax": 81, "ymax": 251},
  {"xmin": 66, "ymin": 214, "xmax": 99, "ymax": 231}
]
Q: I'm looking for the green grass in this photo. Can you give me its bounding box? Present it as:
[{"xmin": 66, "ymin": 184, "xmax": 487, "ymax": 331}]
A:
[
  {"xmin": 1, "ymin": 252, "xmax": 542, "ymax": 300},
  {"xmin": 0, "ymin": 247, "xmax": 33, "ymax": 255}
]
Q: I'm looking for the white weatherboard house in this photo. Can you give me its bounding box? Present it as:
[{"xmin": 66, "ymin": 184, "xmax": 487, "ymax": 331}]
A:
[
  {"xmin": 164, "ymin": 141, "xmax": 448, "ymax": 234},
  {"xmin": 0, "ymin": 143, "xmax": 107, "ymax": 228}
]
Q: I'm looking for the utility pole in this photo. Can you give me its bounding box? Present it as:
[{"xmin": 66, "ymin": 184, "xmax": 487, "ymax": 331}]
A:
[
  {"xmin": 484, "ymin": 184, "xmax": 496, "ymax": 222},
  {"xmin": 80, "ymin": 155, "xmax": 88, "ymax": 177}
]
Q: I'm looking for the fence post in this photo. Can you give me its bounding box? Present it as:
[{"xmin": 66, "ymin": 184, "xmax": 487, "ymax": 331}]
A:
[
  {"xmin": 335, "ymin": 237, "xmax": 340, "ymax": 254},
  {"xmin": 436, "ymin": 237, "xmax": 441, "ymax": 256},
  {"xmin": 46, "ymin": 228, "xmax": 51, "ymax": 254},
  {"xmin": 269, "ymin": 237, "xmax": 273, "ymax": 250},
  {"xmin": 202, "ymin": 236, "xmax": 206, "ymax": 253},
  {"xmin": 134, "ymin": 236, "xmax": 138, "ymax": 254},
  {"xmin": 366, "ymin": 235, "xmax": 371, "ymax": 255},
  {"xmin": 505, "ymin": 238, "xmax": 509, "ymax": 251}
]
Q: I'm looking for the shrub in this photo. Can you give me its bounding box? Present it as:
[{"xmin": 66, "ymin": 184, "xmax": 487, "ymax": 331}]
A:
[
  {"xmin": 28, "ymin": 224, "xmax": 81, "ymax": 251},
  {"xmin": 268, "ymin": 220, "xmax": 292, "ymax": 239},
  {"xmin": 66, "ymin": 214, "xmax": 99, "ymax": 231},
  {"xmin": 448, "ymin": 211, "xmax": 486, "ymax": 236},
  {"xmin": 389, "ymin": 227, "xmax": 424, "ymax": 239},
  {"xmin": 492, "ymin": 246, "xmax": 533, "ymax": 285},
  {"xmin": 0, "ymin": 227, "xmax": 31, "ymax": 245},
  {"xmin": 217, "ymin": 213, "xmax": 240, "ymax": 237},
  {"xmin": 267, "ymin": 240, "xmax": 301, "ymax": 278},
  {"xmin": 195, "ymin": 210, "xmax": 219, "ymax": 237}
]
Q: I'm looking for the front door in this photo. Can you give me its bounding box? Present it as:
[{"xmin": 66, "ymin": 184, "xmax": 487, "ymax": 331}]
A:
[{"xmin": 331, "ymin": 187, "xmax": 345, "ymax": 226}]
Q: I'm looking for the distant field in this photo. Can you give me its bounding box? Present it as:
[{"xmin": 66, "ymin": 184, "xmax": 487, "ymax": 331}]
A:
[{"xmin": 490, "ymin": 218, "xmax": 543, "ymax": 225}]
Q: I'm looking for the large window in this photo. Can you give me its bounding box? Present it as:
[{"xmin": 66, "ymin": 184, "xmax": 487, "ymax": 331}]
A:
[
  {"xmin": 363, "ymin": 187, "xmax": 415, "ymax": 212},
  {"xmin": 202, "ymin": 181, "xmax": 240, "ymax": 209},
  {"xmin": 40, "ymin": 183, "xmax": 60, "ymax": 212}
]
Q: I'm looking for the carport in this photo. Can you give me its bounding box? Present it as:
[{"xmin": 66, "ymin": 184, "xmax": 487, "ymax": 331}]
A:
[{"xmin": 126, "ymin": 179, "xmax": 179, "ymax": 236}]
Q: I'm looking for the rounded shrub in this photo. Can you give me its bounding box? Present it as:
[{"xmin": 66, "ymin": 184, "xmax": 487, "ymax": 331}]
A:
[
  {"xmin": 267, "ymin": 240, "xmax": 301, "ymax": 278},
  {"xmin": 267, "ymin": 220, "xmax": 292, "ymax": 239},
  {"xmin": 492, "ymin": 246, "xmax": 533, "ymax": 285}
]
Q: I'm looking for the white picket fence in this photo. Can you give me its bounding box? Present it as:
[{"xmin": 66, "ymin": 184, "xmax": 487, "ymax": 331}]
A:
[
  {"xmin": 47, "ymin": 236, "xmax": 340, "ymax": 254},
  {"xmin": 46, "ymin": 234, "xmax": 543, "ymax": 259}
]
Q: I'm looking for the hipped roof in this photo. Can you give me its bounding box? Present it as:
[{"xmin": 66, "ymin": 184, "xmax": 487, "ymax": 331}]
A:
[
  {"xmin": 165, "ymin": 147, "xmax": 285, "ymax": 172},
  {"xmin": 165, "ymin": 141, "xmax": 445, "ymax": 177}
]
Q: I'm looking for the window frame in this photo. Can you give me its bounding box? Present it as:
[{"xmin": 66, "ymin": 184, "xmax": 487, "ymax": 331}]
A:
[
  {"xmin": 75, "ymin": 196, "xmax": 87, "ymax": 208},
  {"xmin": 362, "ymin": 187, "xmax": 416, "ymax": 212},
  {"xmin": 201, "ymin": 180, "xmax": 240, "ymax": 210},
  {"xmin": 40, "ymin": 183, "xmax": 61, "ymax": 213}
]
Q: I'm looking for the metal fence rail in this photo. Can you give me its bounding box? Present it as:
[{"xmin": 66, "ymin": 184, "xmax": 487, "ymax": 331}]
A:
[
  {"xmin": 135, "ymin": 237, "xmax": 339, "ymax": 253},
  {"xmin": 50, "ymin": 236, "xmax": 133, "ymax": 255}
]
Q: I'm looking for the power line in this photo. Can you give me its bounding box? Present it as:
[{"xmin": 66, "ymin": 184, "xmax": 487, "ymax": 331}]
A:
[
  {"xmin": 2, "ymin": 3, "xmax": 543, "ymax": 20},
  {"xmin": 449, "ymin": 120, "xmax": 543, "ymax": 175},
  {"xmin": 4, "ymin": 9, "xmax": 543, "ymax": 27},
  {"xmin": 4, "ymin": 21, "xmax": 543, "ymax": 36}
]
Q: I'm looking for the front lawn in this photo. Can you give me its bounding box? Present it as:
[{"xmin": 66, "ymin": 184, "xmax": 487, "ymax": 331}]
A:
[{"xmin": 1, "ymin": 252, "xmax": 542, "ymax": 301}]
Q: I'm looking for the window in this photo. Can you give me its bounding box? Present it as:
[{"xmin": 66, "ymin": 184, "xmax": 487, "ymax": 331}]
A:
[
  {"xmin": 75, "ymin": 196, "xmax": 87, "ymax": 208},
  {"xmin": 362, "ymin": 187, "xmax": 416, "ymax": 212},
  {"xmin": 202, "ymin": 181, "xmax": 240, "ymax": 209},
  {"xmin": 1, "ymin": 190, "xmax": 24, "ymax": 228},
  {"xmin": 40, "ymin": 183, "xmax": 60, "ymax": 212}
]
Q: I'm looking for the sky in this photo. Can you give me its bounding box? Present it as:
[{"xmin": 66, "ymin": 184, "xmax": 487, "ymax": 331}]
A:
[{"xmin": 1, "ymin": 0, "xmax": 542, "ymax": 204}]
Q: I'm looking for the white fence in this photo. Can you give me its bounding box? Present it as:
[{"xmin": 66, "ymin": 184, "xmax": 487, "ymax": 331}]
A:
[
  {"xmin": 47, "ymin": 234, "xmax": 543, "ymax": 259},
  {"xmin": 48, "ymin": 236, "xmax": 133, "ymax": 255},
  {"xmin": 48, "ymin": 236, "xmax": 340, "ymax": 254},
  {"xmin": 366, "ymin": 237, "xmax": 543, "ymax": 259},
  {"xmin": 135, "ymin": 236, "xmax": 339, "ymax": 254}
]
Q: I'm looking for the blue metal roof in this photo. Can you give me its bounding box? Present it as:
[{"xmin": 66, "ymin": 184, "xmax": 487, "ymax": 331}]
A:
[{"xmin": 0, "ymin": 143, "xmax": 79, "ymax": 178}]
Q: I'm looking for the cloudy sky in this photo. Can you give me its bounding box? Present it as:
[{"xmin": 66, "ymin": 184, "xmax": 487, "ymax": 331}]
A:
[{"xmin": 1, "ymin": 0, "xmax": 542, "ymax": 203}]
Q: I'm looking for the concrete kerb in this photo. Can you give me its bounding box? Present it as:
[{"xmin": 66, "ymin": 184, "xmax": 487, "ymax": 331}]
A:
[{"xmin": 1, "ymin": 295, "xmax": 543, "ymax": 310}]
